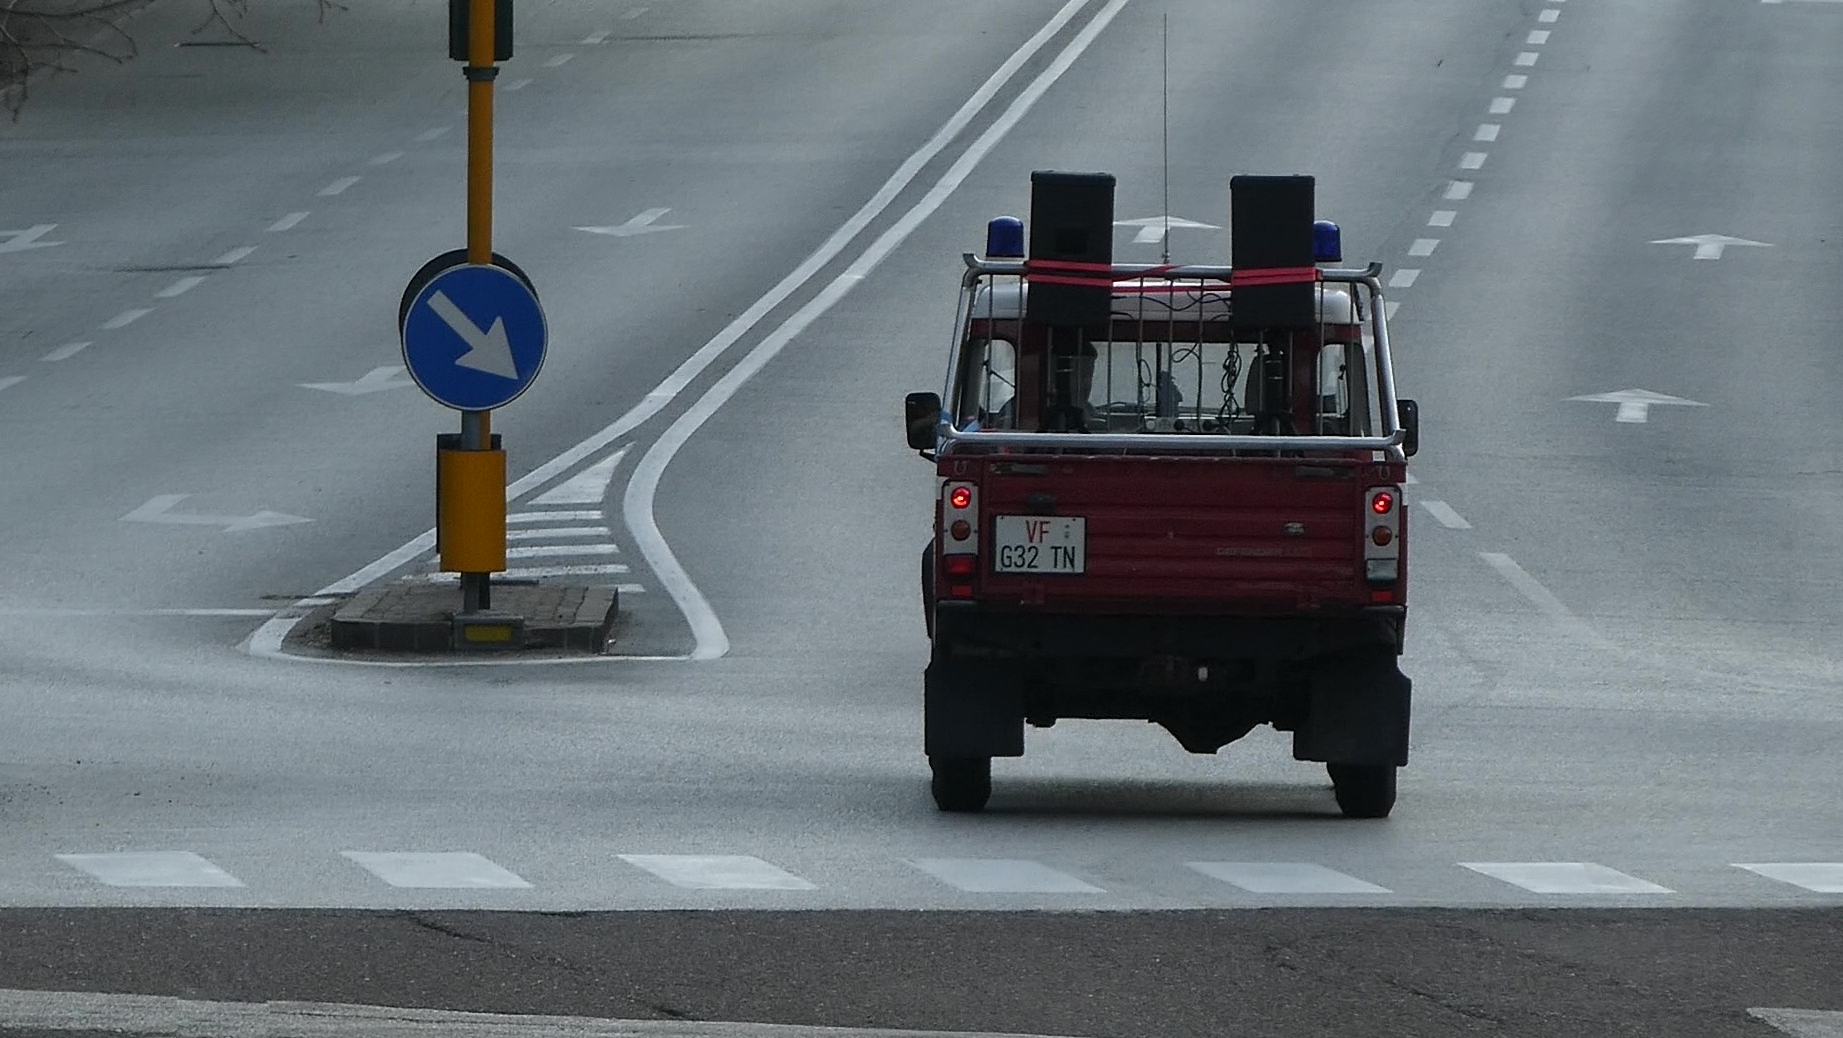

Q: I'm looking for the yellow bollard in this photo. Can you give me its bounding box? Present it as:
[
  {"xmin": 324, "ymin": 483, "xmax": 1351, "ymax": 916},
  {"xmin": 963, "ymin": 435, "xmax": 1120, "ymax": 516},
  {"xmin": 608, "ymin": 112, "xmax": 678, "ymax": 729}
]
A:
[{"xmin": 437, "ymin": 439, "xmax": 507, "ymax": 574}]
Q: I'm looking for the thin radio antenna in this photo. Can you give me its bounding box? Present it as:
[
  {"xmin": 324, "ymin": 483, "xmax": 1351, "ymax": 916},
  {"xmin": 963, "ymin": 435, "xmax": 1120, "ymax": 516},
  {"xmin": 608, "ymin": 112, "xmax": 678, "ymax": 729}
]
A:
[{"xmin": 1161, "ymin": 11, "xmax": 1171, "ymax": 265}]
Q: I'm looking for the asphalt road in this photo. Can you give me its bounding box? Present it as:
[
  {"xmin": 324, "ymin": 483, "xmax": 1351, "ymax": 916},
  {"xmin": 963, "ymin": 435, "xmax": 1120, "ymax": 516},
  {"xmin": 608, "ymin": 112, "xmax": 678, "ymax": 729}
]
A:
[{"xmin": 1, "ymin": 0, "xmax": 1840, "ymax": 1033}]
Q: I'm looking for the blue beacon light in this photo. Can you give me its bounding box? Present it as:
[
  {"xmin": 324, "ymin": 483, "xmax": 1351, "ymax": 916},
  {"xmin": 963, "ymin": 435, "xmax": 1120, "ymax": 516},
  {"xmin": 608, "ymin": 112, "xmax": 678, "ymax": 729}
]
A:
[
  {"xmin": 1313, "ymin": 220, "xmax": 1343, "ymax": 264},
  {"xmin": 986, "ymin": 216, "xmax": 1026, "ymax": 258}
]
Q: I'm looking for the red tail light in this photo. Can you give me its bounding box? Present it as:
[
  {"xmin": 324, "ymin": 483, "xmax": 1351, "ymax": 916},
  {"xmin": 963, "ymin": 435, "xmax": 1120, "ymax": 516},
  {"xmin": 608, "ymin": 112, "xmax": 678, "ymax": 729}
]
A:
[
  {"xmin": 1371, "ymin": 492, "xmax": 1395, "ymax": 515},
  {"xmin": 950, "ymin": 486, "xmax": 973, "ymax": 510},
  {"xmin": 945, "ymin": 555, "xmax": 977, "ymax": 577}
]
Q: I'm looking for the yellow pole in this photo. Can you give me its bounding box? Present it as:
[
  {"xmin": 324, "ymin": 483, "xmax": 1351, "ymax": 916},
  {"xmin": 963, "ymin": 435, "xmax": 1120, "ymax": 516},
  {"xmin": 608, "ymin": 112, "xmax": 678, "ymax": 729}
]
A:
[{"xmin": 467, "ymin": 0, "xmax": 494, "ymax": 266}]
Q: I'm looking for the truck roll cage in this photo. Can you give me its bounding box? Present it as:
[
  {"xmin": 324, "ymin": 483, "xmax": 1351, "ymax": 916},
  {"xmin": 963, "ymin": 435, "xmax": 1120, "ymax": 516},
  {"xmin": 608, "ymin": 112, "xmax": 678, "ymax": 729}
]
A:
[{"xmin": 938, "ymin": 257, "xmax": 1408, "ymax": 459}]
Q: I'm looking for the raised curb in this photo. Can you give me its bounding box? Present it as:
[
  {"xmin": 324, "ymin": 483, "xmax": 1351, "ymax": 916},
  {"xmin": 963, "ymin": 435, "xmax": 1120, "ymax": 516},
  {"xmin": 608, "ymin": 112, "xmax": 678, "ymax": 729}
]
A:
[{"xmin": 329, "ymin": 581, "xmax": 618, "ymax": 654}]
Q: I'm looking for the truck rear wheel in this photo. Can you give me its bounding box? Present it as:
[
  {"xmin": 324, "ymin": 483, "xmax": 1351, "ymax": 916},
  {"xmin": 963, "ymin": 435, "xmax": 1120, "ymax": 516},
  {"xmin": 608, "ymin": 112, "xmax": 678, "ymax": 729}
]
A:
[
  {"xmin": 1328, "ymin": 763, "xmax": 1396, "ymax": 818},
  {"xmin": 930, "ymin": 755, "xmax": 992, "ymax": 812}
]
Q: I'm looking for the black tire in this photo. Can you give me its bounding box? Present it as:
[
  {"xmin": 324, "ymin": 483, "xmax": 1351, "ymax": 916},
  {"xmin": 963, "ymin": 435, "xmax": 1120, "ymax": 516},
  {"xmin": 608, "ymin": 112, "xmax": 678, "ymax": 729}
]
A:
[
  {"xmin": 930, "ymin": 755, "xmax": 992, "ymax": 812},
  {"xmin": 1328, "ymin": 763, "xmax": 1397, "ymax": 819}
]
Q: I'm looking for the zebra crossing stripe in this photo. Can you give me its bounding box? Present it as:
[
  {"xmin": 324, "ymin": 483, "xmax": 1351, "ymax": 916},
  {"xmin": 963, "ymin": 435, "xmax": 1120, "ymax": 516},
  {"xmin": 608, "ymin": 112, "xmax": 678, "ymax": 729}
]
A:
[
  {"xmin": 619, "ymin": 854, "xmax": 816, "ymax": 890},
  {"xmin": 508, "ymin": 510, "xmax": 603, "ymax": 523},
  {"xmin": 1461, "ymin": 862, "xmax": 1673, "ymax": 894},
  {"xmin": 342, "ymin": 852, "xmax": 531, "ymax": 889},
  {"xmin": 1189, "ymin": 862, "xmax": 1390, "ymax": 894},
  {"xmin": 909, "ymin": 858, "xmax": 1104, "ymax": 893},
  {"xmin": 506, "ymin": 544, "xmax": 621, "ymax": 560},
  {"xmin": 506, "ymin": 526, "xmax": 612, "ymax": 541},
  {"xmin": 1735, "ymin": 864, "xmax": 1843, "ymax": 893},
  {"xmin": 56, "ymin": 852, "xmax": 243, "ymax": 888}
]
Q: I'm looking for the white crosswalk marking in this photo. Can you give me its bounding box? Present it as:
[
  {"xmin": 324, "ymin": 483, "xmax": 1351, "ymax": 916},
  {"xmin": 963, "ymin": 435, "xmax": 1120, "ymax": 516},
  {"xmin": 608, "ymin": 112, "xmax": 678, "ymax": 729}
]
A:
[
  {"xmin": 56, "ymin": 852, "xmax": 243, "ymax": 887},
  {"xmin": 508, "ymin": 510, "xmax": 603, "ymax": 523},
  {"xmin": 1735, "ymin": 863, "xmax": 1843, "ymax": 893},
  {"xmin": 1462, "ymin": 862, "xmax": 1673, "ymax": 894},
  {"xmin": 506, "ymin": 526, "xmax": 612, "ymax": 541},
  {"xmin": 342, "ymin": 852, "xmax": 531, "ymax": 889},
  {"xmin": 909, "ymin": 858, "xmax": 1104, "ymax": 893},
  {"xmin": 619, "ymin": 854, "xmax": 815, "ymax": 890},
  {"xmin": 1189, "ymin": 862, "xmax": 1390, "ymax": 894}
]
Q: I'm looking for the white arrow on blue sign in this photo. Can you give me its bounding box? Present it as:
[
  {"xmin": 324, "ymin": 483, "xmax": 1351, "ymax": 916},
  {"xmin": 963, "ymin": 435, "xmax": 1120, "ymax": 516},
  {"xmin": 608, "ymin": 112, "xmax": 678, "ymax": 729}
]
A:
[{"xmin": 401, "ymin": 263, "xmax": 547, "ymax": 411}]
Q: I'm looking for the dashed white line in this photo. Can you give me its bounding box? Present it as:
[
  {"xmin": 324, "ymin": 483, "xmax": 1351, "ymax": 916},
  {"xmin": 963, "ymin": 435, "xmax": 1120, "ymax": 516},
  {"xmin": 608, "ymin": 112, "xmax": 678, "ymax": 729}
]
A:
[
  {"xmin": 1479, "ymin": 553, "xmax": 1573, "ymax": 621},
  {"xmin": 40, "ymin": 342, "xmax": 90, "ymax": 362},
  {"xmin": 1429, "ymin": 210, "xmax": 1456, "ymax": 227},
  {"xmin": 1474, "ymin": 123, "xmax": 1500, "ymax": 142},
  {"xmin": 1490, "ymin": 97, "xmax": 1515, "ymax": 114},
  {"xmin": 582, "ymin": 29, "xmax": 612, "ymax": 44},
  {"xmin": 1409, "ymin": 238, "xmax": 1439, "ymax": 257},
  {"xmin": 318, "ymin": 176, "xmax": 361, "ymax": 196},
  {"xmin": 1384, "ymin": 300, "xmax": 1402, "ymax": 320},
  {"xmin": 1460, "ymin": 152, "xmax": 1488, "ymax": 170},
  {"xmin": 1527, "ymin": 29, "xmax": 1551, "ymax": 44},
  {"xmin": 1445, "ymin": 180, "xmax": 1474, "ymax": 200},
  {"xmin": 621, "ymin": 6, "xmax": 650, "ymax": 18},
  {"xmin": 1503, "ymin": 74, "xmax": 1529, "ymax": 89},
  {"xmin": 267, "ymin": 212, "xmax": 309, "ymax": 232},
  {"xmin": 414, "ymin": 127, "xmax": 451, "ymax": 142},
  {"xmin": 1515, "ymin": 51, "xmax": 1540, "ymax": 66},
  {"xmin": 1539, "ymin": 8, "xmax": 1560, "ymax": 22},
  {"xmin": 1403, "ymin": 472, "xmax": 1419, "ymax": 485},
  {"xmin": 370, "ymin": 151, "xmax": 405, "ymax": 166},
  {"xmin": 1421, "ymin": 500, "xmax": 1472, "ymax": 529},
  {"xmin": 156, "ymin": 276, "xmax": 205, "ymax": 298},
  {"xmin": 0, "ymin": 375, "xmax": 24, "ymax": 392},
  {"xmin": 101, "ymin": 308, "xmax": 152, "ymax": 330},
  {"xmin": 1389, "ymin": 269, "xmax": 1421, "ymax": 288},
  {"xmin": 343, "ymin": 852, "xmax": 530, "ymax": 889},
  {"xmin": 214, "ymin": 245, "xmax": 257, "ymax": 265},
  {"xmin": 544, "ymin": 53, "xmax": 575, "ymax": 67},
  {"xmin": 506, "ymin": 78, "xmax": 534, "ymax": 91},
  {"xmin": 620, "ymin": 854, "xmax": 814, "ymax": 891},
  {"xmin": 1464, "ymin": 863, "xmax": 1672, "ymax": 895}
]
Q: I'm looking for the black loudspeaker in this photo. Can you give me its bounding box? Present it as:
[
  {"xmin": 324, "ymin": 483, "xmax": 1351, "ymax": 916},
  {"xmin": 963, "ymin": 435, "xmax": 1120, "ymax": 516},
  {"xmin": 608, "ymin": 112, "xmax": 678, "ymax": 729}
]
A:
[
  {"xmin": 1027, "ymin": 171, "xmax": 1116, "ymax": 327},
  {"xmin": 1230, "ymin": 175, "xmax": 1317, "ymax": 330},
  {"xmin": 450, "ymin": 0, "xmax": 514, "ymax": 62}
]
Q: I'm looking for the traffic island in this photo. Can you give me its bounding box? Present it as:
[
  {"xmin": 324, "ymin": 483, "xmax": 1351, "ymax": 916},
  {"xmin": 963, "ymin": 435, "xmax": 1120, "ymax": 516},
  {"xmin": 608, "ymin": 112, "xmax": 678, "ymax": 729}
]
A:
[{"xmin": 328, "ymin": 581, "xmax": 618, "ymax": 653}]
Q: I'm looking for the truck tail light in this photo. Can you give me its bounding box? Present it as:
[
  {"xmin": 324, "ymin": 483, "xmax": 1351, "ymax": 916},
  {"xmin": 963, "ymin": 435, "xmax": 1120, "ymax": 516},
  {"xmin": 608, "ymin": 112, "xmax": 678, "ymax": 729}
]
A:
[
  {"xmin": 1364, "ymin": 485, "xmax": 1402, "ymax": 589},
  {"xmin": 940, "ymin": 481, "xmax": 980, "ymax": 598}
]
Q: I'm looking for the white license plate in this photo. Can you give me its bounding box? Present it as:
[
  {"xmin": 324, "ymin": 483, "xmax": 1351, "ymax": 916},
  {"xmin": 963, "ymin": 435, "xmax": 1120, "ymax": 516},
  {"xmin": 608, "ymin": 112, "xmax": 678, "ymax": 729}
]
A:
[{"xmin": 992, "ymin": 516, "xmax": 1086, "ymax": 573}]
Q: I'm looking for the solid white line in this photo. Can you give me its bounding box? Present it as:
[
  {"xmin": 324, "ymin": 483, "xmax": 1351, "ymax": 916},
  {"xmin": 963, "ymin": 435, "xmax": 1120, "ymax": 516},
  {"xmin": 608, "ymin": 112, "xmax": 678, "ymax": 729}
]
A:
[
  {"xmin": 1428, "ymin": 210, "xmax": 1456, "ymax": 227},
  {"xmin": 1479, "ymin": 552, "xmax": 1571, "ymax": 620},
  {"xmin": 156, "ymin": 275, "xmax": 206, "ymax": 298},
  {"xmin": 544, "ymin": 53, "xmax": 574, "ymax": 67},
  {"xmin": 505, "ymin": 526, "xmax": 612, "ymax": 541},
  {"xmin": 0, "ymin": 608, "xmax": 276, "ymax": 617},
  {"xmin": 318, "ymin": 176, "xmax": 360, "ymax": 196},
  {"xmin": 369, "ymin": 151, "xmax": 405, "ymax": 166},
  {"xmin": 1421, "ymin": 500, "xmax": 1471, "ymax": 529},
  {"xmin": 1503, "ymin": 74, "xmax": 1529, "ymax": 89},
  {"xmin": 1539, "ymin": 8, "xmax": 1560, "ymax": 21},
  {"xmin": 1388, "ymin": 269, "xmax": 1420, "ymax": 288},
  {"xmin": 1474, "ymin": 123, "xmax": 1500, "ymax": 142},
  {"xmin": 1445, "ymin": 180, "xmax": 1474, "ymax": 200},
  {"xmin": 0, "ymin": 376, "xmax": 26, "ymax": 392},
  {"xmin": 624, "ymin": 0, "xmax": 1131, "ymax": 661},
  {"xmin": 40, "ymin": 342, "xmax": 90, "ymax": 362},
  {"xmin": 414, "ymin": 126, "xmax": 450, "ymax": 142},
  {"xmin": 1527, "ymin": 29, "xmax": 1551, "ymax": 44},
  {"xmin": 1515, "ymin": 51, "xmax": 1539, "ymax": 66},
  {"xmin": 266, "ymin": 212, "xmax": 309, "ymax": 232},
  {"xmin": 214, "ymin": 246, "xmax": 257, "ymax": 265},
  {"xmin": 1460, "ymin": 152, "xmax": 1488, "ymax": 170},
  {"xmin": 246, "ymin": 0, "xmax": 1106, "ymax": 667},
  {"xmin": 1490, "ymin": 97, "xmax": 1515, "ymax": 114},
  {"xmin": 101, "ymin": 308, "xmax": 152, "ymax": 330},
  {"xmin": 508, "ymin": 510, "xmax": 603, "ymax": 523},
  {"xmin": 1409, "ymin": 238, "xmax": 1439, "ymax": 257}
]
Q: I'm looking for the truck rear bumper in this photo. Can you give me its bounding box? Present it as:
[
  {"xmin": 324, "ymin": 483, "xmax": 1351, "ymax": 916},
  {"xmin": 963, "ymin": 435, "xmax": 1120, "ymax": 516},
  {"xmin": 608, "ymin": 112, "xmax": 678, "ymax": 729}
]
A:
[{"xmin": 932, "ymin": 604, "xmax": 1405, "ymax": 660}]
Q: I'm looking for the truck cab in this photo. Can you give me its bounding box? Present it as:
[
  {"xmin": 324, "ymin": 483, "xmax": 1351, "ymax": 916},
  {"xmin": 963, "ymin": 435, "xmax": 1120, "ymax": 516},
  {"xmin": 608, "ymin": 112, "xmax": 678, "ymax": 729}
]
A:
[{"xmin": 903, "ymin": 173, "xmax": 1419, "ymax": 817}]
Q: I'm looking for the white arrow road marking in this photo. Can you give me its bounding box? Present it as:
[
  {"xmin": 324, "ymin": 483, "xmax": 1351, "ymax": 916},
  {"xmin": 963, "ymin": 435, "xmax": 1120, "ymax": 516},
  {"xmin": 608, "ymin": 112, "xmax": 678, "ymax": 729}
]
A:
[
  {"xmin": 1568, "ymin": 387, "xmax": 1708, "ymax": 423},
  {"xmin": 532, "ymin": 445, "xmax": 630, "ymax": 505},
  {"xmin": 298, "ymin": 365, "xmax": 412, "ymax": 395},
  {"xmin": 427, "ymin": 291, "xmax": 519, "ymax": 379},
  {"xmin": 1651, "ymin": 233, "xmax": 1773, "ymax": 259},
  {"xmin": 122, "ymin": 494, "xmax": 311, "ymax": 532},
  {"xmin": 0, "ymin": 224, "xmax": 63, "ymax": 253},
  {"xmin": 575, "ymin": 207, "xmax": 687, "ymax": 237},
  {"xmin": 1749, "ymin": 1009, "xmax": 1843, "ymax": 1038},
  {"xmin": 1113, "ymin": 215, "xmax": 1219, "ymax": 245}
]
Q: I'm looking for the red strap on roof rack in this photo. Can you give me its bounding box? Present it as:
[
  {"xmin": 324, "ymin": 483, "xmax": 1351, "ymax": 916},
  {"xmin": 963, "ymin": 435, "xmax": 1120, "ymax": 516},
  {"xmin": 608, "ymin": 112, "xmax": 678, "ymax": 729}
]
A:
[{"xmin": 1229, "ymin": 265, "xmax": 1322, "ymax": 287}]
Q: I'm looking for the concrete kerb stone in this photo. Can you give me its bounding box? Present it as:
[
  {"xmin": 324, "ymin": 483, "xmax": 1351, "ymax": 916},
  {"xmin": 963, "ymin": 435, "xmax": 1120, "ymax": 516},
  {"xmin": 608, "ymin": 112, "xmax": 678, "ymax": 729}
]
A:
[{"xmin": 328, "ymin": 581, "xmax": 619, "ymax": 654}]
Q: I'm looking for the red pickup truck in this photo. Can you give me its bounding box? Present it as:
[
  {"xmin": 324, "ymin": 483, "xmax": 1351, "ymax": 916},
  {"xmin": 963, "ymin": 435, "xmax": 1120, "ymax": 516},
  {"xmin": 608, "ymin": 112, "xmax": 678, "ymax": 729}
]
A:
[{"xmin": 904, "ymin": 173, "xmax": 1419, "ymax": 817}]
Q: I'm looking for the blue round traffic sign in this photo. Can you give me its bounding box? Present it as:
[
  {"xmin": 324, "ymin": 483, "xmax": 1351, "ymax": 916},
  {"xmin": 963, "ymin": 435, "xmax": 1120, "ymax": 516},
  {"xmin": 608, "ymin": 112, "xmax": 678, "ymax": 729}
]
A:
[{"xmin": 401, "ymin": 262, "xmax": 548, "ymax": 411}]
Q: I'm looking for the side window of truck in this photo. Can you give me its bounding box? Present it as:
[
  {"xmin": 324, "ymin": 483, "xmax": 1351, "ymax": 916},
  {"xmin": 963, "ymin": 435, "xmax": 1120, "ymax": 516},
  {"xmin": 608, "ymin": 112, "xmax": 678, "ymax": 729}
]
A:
[{"xmin": 957, "ymin": 337, "xmax": 1018, "ymax": 429}]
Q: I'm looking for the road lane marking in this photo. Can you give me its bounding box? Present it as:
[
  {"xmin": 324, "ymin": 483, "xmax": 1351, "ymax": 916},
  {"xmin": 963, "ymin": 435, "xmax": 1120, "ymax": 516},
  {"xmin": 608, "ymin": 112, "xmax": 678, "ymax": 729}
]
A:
[
  {"xmin": 622, "ymin": 6, "xmax": 650, "ymax": 18},
  {"xmin": 1460, "ymin": 152, "xmax": 1488, "ymax": 169},
  {"xmin": 1479, "ymin": 552, "xmax": 1572, "ymax": 619},
  {"xmin": 1504, "ymin": 74, "xmax": 1529, "ymax": 89},
  {"xmin": 910, "ymin": 858, "xmax": 1104, "ymax": 893},
  {"xmin": 427, "ymin": 564, "xmax": 633, "ymax": 580},
  {"xmin": 369, "ymin": 151, "xmax": 405, "ymax": 165},
  {"xmin": 1445, "ymin": 180, "xmax": 1474, "ymax": 199},
  {"xmin": 0, "ymin": 375, "xmax": 25, "ymax": 392},
  {"xmin": 544, "ymin": 53, "xmax": 574, "ymax": 67},
  {"xmin": 1515, "ymin": 51, "xmax": 1539, "ymax": 66},
  {"xmin": 620, "ymin": 854, "xmax": 816, "ymax": 890},
  {"xmin": 1750, "ymin": 1009, "xmax": 1843, "ymax": 1038},
  {"xmin": 582, "ymin": 29, "xmax": 612, "ymax": 44},
  {"xmin": 414, "ymin": 126, "xmax": 450, "ymax": 142},
  {"xmin": 505, "ymin": 543, "xmax": 620, "ymax": 560},
  {"xmin": 1462, "ymin": 862, "xmax": 1673, "ymax": 894},
  {"xmin": 1409, "ymin": 238, "xmax": 1439, "ymax": 256},
  {"xmin": 247, "ymin": 0, "xmax": 1116, "ymax": 665},
  {"xmin": 1490, "ymin": 97, "xmax": 1515, "ymax": 114},
  {"xmin": 505, "ymin": 526, "xmax": 612, "ymax": 541},
  {"xmin": 213, "ymin": 245, "xmax": 256, "ymax": 265},
  {"xmin": 318, "ymin": 176, "xmax": 360, "ymax": 196},
  {"xmin": 1389, "ymin": 268, "xmax": 1420, "ymax": 288},
  {"xmin": 509, "ymin": 510, "xmax": 603, "ymax": 523},
  {"xmin": 266, "ymin": 211, "xmax": 309, "ymax": 232},
  {"xmin": 342, "ymin": 851, "xmax": 531, "ymax": 889},
  {"xmin": 1384, "ymin": 300, "xmax": 1401, "ymax": 319},
  {"xmin": 1429, "ymin": 210, "xmax": 1456, "ymax": 227},
  {"xmin": 1527, "ymin": 29, "xmax": 1551, "ymax": 44},
  {"xmin": 1735, "ymin": 863, "xmax": 1843, "ymax": 893},
  {"xmin": 1539, "ymin": 8, "xmax": 1560, "ymax": 21},
  {"xmin": 156, "ymin": 275, "xmax": 205, "ymax": 298},
  {"xmin": 1189, "ymin": 862, "xmax": 1390, "ymax": 894},
  {"xmin": 532, "ymin": 446, "xmax": 629, "ymax": 505},
  {"xmin": 506, "ymin": 78, "xmax": 534, "ymax": 91},
  {"xmin": 40, "ymin": 342, "xmax": 90, "ymax": 362},
  {"xmin": 57, "ymin": 852, "xmax": 243, "ymax": 888},
  {"xmin": 101, "ymin": 308, "xmax": 152, "ymax": 330},
  {"xmin": 1473, "ymin": 123, "xmax": 1500, "ymax": 142},
  {"xmin": 1421, "ymin": 500, "xmax": 1471, "ymax": 529}
]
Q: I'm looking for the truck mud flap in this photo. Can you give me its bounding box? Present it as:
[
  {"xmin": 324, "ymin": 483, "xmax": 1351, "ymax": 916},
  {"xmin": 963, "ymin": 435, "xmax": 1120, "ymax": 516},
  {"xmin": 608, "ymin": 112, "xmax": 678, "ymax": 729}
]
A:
[
  {"xmin": 925, "ymin": 655, "xmax": 1025, "ymax": 758},
  {"xmin": 1292, "ymin": 649, "xmax": 1411, "ymax": 767}
]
